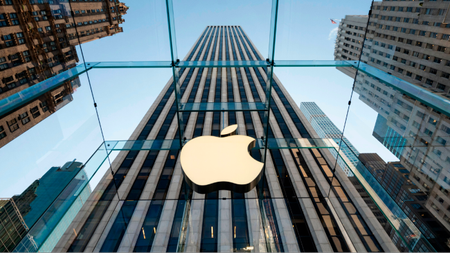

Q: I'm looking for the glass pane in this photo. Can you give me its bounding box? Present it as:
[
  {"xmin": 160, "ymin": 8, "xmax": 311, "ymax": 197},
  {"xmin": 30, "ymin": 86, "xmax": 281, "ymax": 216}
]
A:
[
  {"xmin": 0, "ymin": 73, "xmax": 104, "ymax": 251},
  {"xmin": 173, "ymin": 0, "xmax": 271, "ymax": 61},
  {"xmin": 87, "ymin": 69, "xmax": 173, "ymax": 141},
  {"xmin": 76, "ymin": 0, "xmax": 171, "ymax": 62},
  {"xmin": 275, "ymin": 0, "xmax": 372, "ymax": 60}
]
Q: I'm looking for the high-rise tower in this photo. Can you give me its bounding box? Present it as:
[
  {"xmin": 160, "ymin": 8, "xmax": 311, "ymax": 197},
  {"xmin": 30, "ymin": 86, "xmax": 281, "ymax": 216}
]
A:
[
  {"xmin": 0, "ymin": 0, "xmax": 128, "ymax": 147},
  {"xmin": 54, "ymin": 25, "xmax": 398, "ymax": 252},
  {"xmin": 334, "ymin": 1, "xmax": 450, "ymax": 236}
]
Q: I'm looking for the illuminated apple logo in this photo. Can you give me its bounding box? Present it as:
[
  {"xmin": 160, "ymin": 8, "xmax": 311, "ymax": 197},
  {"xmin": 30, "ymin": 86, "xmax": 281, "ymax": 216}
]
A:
[{"xmin": 180, "ymin": 124, "xmax": 263, "ymax": 193}]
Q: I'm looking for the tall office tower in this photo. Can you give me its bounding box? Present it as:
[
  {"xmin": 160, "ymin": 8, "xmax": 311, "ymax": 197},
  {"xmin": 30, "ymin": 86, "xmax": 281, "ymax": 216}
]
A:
[
  {"xmin": 0, "ymin": 160, "xmax": 91, "ymax": 252},
  {"xmin": 358, "ymin": 155, "xmax": 450, "ymax": 252},
  {"xmin": 55, "ymin": 25, "xmax": 398, "ymax": 253},
  {"xmin": 0, "ymin": 0, "xmax": 128, "ymax": 148},
  {"xmin": 335, "ymin": 1, "xmax": 450, "ymax": 96},
  {"xmin": 300, "ymin": 102, "xmax": 360, "ymax": 177},
  {"xmin": 334, "ymin": 1, "xmax": 450, "ymax": 236},
  {"xmin": 358, "ymin": 153, "xmax": 387, "ymax": 182},
  {"xmin": 0, "ymin": 198, "xmax": 36, "ymax": 252}
]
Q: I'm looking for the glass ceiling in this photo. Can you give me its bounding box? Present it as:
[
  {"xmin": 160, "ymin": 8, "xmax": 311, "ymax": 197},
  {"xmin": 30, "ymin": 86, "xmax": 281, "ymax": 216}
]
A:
[{"xmin": 1, "ymin": 0, "xmax": 450, "ymax": 252}]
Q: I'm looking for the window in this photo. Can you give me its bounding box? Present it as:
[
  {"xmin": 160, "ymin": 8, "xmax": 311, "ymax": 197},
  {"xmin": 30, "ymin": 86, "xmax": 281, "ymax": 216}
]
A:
[
  {"xmin": 438, "ymin": 46, "xmax": 446, "ymax": 52},
  {"xmin": 0, "ymin": 63, "xmax": 9, "ymax": 70},
  {"xmin": 0, "ymin": 126, "xmax": 5, "ymax": 140},
  {"xmin": 7, "ymin": 119, "xmax": 19, "ymax": 132},
  {"xmin": 30, "ymin": 106, "xmax": 40, "ymax": 118},
  {"xmin": 436, "ymin": 137, "xmax": 447, "ymax": 145}
]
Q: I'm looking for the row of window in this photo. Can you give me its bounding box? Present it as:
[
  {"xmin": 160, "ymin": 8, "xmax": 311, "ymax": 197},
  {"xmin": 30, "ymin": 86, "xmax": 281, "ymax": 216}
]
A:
[
  {"xmin": 375, "ymin": 23, "xmax": 450, "ymax": 42},
  {"xmin": 375, "ymin": 7, "xmax": 447, "ymax": 16},
  {"xmin": 0, "ymin": 13, "xmax": 19, "ymax": 26},
  {"xmin": 345, "ymin": 24, "xmax": 365, "ymax": 31},
  {"xmin": 0, "ymin": 104, "xmax": 48, "ymax": 141},
  {"xmin": 75, "ymin": 18, "xmax": 108, "ymax": 27},
  {"xmin": 371, "ymin": 33, "xmax": 450, "ymax": 58},
  {"xmin": 74, "ymin": 8, "xmax": 105, "ymax": 15},
  {"xmin": 1, "ymin": 33, "xmax": 26, "ymax": 48},
  {"xmin": 369, "ymin": 56, "xmax": 449, "ymax": 89}
]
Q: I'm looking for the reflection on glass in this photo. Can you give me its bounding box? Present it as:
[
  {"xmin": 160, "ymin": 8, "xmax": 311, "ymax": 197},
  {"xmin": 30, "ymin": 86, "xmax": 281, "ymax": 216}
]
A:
[{"xmin": 5, "ymin": 161, "xmax": 91, "ymax": 252}]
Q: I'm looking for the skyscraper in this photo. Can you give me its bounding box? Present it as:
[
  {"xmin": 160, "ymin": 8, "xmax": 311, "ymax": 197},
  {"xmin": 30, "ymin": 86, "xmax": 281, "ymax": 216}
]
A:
[
  {"xmin": 0, "ymin": 198, "xmax": 35, "ymax": 252},
  {"xmin": 0, "ymin": 0, "xmax": 128, "ymax": 148},
  {"xmin": 300, "ymin": 102, "xmax": 360, "ymax": 176},
  {"xmin": 334, "ymin": 1, "xmax": 450, "ymax": 235},
  {"xmin": 0, "ymin": 160, "xmax": 91, "ymax": 252},
  {"xmin": 54, "ymin": 25, "xmax": 398, "ymax": 252},
  {"xmin": 335, "ymin": 1, "xmax": 450, "ymax": 95}
]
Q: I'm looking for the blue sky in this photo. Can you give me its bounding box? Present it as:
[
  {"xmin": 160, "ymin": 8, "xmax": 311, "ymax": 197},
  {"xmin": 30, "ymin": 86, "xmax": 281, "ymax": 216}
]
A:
[{"xmin": 0, "ymin": 0, "xmax": 398, "ymax": 197}]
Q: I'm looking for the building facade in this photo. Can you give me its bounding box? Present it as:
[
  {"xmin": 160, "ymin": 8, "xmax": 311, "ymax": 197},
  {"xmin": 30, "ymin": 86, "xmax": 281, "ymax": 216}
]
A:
[
  {"xmin": 53, "ymin": 25, "xmax": 398, "ymax": 252},
  {"xmin": 300, "ymin": 101, "xmax": 360, "ymax": 177},
  {"xmin": 334, "ymin": 0, "xmax": 450, "ymax": 237},
  {"xmin": 0, "ymin": 0, "xmax": 128, "ymax": 148},
  {"xmin": 0, "ymin": 198, "xmax": 35, "ymax": 252}
]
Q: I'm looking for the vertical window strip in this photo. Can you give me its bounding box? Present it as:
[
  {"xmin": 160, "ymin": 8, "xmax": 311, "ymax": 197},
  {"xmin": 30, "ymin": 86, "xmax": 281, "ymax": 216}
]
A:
[
  {"xmin": 231, "ymin": 191, "xmax": 250, "ymax": 252},
  {"xmin": 200, "ymin": 191, "xmax": 219, "ymax": 252},
  {"xmin": 166, "ymin": 181, "xmax": 193, "ymax": 252}
]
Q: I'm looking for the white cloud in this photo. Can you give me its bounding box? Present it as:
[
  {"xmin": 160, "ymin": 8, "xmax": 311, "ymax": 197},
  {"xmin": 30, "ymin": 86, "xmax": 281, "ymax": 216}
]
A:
[{"xmin": 328, "ymin": 27, "xmax": 338, "ymax": 40}]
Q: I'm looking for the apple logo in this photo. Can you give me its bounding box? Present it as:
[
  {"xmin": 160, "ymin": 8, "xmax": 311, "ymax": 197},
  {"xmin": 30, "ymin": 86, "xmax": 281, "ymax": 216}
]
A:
[{"xmin": 180, "ymin": 124, "xmax": 264, "ymax": 193}]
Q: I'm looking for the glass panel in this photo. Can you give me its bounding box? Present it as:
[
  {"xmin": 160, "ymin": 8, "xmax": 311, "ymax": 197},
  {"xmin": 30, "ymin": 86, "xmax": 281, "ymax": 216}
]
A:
[
  {"xmin": 76, "ymin": 0, "xmax": 171, "ymax": 62},
  {"xmin": 86, "ymin": 69, "xmax": 173, "ymax": 141},
  {"xmin": 275, "ymin": 0, "xmax": 372, "ymax": 61},
  {"xmin": 92, "ymin": 61, "xmax": 172, "ymax": 68},
  {"xmin": 274, "ymin": 60, "xmax": 357, "ymax": 67},
  {"xmin": 14, "ymin": 143, "xmax": 113, "ymax": 252},
  {"xmin": 173, "ymin": 1, "xmax": 271, "ymax": 62},
  {"xmin": 0, "ymin": 64, "xmax": 92, "ymax": 118}
]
